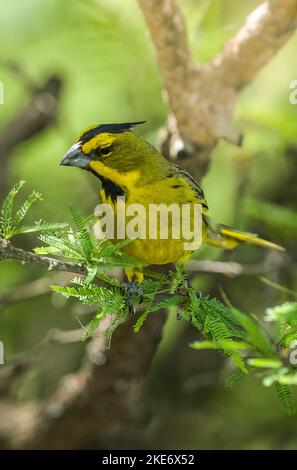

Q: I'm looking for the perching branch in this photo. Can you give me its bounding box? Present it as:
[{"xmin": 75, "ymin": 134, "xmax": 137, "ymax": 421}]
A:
[
  {"xmin": 0, "ymin": 237, "xmax": 87, "ymax": 276},
  {"xmin": 1, "ymin": 235, "xmax": 289, "ymax": 282}
]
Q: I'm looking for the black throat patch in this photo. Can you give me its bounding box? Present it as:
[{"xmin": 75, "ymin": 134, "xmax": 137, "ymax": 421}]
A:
[{"xmin": 90, "ymin": 169, "xmax": 126, "ymax": 202}]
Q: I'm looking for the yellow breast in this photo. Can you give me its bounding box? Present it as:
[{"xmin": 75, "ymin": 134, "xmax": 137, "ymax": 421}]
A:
[{"xmin": 95, "ymin": 175, "xmax": 206, "ymax": 266}]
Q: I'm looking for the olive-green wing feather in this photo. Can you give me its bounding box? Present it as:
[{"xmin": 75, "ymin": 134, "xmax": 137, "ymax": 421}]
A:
[
  {"xmin": 173, "ymin": 164, "xmax": 283, "ymax": 251},
  {"xmin": 173, "ymin": 164, "xmax": 208, "ymax": 210}
]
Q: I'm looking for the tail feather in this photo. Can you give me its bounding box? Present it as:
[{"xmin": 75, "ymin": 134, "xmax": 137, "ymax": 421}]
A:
[{"xmin": 205, "ymin": 223, "xmax": 284, "ymax": 252}]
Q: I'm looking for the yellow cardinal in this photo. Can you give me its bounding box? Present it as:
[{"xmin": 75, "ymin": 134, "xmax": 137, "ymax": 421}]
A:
[{"xmin": 61, "ymin": 121, "xmax": 283, "ymax": 287}]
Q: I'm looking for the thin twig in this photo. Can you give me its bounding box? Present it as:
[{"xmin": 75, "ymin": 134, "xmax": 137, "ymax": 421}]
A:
[{"xmin": 186, "ymin": 258, "xmax": 289, "ymax": 277}]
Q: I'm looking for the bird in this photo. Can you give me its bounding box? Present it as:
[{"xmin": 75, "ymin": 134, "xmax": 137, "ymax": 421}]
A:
[{"xmin": 61, "ymin": 121, "xmax": 283, "ymax": 310}]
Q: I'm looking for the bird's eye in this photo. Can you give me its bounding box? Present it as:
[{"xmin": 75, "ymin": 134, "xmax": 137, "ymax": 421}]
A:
[{"xmin": 100, "ymin": 146, "xmax": 112, "ymax": 156}]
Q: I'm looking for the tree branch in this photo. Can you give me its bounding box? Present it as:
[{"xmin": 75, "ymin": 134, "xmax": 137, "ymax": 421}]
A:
[
  {"xmin": 186, "ymin": 254, "xmax": 291, "ymax": 277},
  {"xmin": 137, "ymin": 0, "xmax": 198, "ymax": 130},
  {"xmin": 138, "ymin": 0, "xmax": 297, "ymax": 176},
  {"xmin": 0, "ymin": 312, "xmax": 167, "ymax": 449},
  {"xmin": 212, "ymin": 0, "xmax": 297, "ymax": 89},
  {"xmin": 0, "ymin": 237, "xmax": 87, "ymax": 276}
]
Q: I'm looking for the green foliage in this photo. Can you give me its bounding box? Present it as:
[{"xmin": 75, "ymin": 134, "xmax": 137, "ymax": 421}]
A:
[
  {"xmin": 247, "ymin": 358, "xmax": 282, "ymax": 368},
  {"xmin": 225, "ymin": 368, "xmax": 249, "ymax": 388},
  {"xmin": 52, "ymin": 277, "xmax": 125, "ymax": 341},
  {"xmin": 265, "ymin": 301, "xmax": 297, "ymax": 347},
  {"xmin": 187, "ymin": 294, "xmax": 248, "ymax": 373},
  {"xmin": 188, "ymin": 288, "xmax": 297, "ymax": 415},
  {"xmin": 35, "ymin": 205, "xmax": 140, "ymax": 274},
  {"xmin": 1, "ymin": 182, "xmax": 297, "ymax": 414},
  {"xmin": 0, "ymin": 180, "xmax": 66, "ymax": 239},
  {"xmin": 69, "ymin": 204, "xmax": 93, "ymax": 262},
  {"xmin": 275, "ymin": 383, "xmax": 295, "ymax": 416}
]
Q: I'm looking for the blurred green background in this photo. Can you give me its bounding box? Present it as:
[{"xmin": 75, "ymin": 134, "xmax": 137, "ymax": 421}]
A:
[{"xmin": 0, "ymin": 0, "xmax": 296, "ymax": 449}]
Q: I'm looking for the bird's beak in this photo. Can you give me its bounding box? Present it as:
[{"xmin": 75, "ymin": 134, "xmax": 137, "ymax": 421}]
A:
[{"xmin": 60, "ymin": 143, "xmax": 90, "ymax": 169}]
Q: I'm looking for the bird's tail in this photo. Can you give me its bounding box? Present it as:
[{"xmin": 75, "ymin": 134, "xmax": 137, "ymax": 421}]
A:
[{"xmin": 205, "ymin": 222, "xmax": 284, "ymax": 251}]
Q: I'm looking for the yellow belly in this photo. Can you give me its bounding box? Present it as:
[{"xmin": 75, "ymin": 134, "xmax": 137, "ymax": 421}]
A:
[
  {"xmin": 96, "ymin": 179, "xmax": 205, "ymax": 267},
  {"xmin": 122, "ymin": 237, "xmax": 190, "ymax": 265}
]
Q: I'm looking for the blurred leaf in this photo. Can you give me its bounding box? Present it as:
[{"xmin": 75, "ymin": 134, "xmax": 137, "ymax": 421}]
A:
[
  {"xmin": 191, "ymin": 340, "xmax": 252, "ymax": 350},
  {"xmin": 247, "ymin": 358, "xmax": 282, "ymax": 369},
  {"xmin": 274, "ymin": 383, "xmax": 295, "ymax": 416}
]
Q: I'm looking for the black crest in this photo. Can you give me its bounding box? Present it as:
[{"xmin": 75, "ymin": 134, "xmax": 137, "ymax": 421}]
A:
[{"xmin": 79, "ymin": 121, "xmax": 146, "ymax": 144}]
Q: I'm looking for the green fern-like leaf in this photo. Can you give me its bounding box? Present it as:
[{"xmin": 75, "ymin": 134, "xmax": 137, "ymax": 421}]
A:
[
  {"xmin": 13, "ymin": 190, "xmax": 43, "ymax": 226},
  {"xmin": 133, "ymin": 311, "xmax": 149, "ymax": 333},
  {"xmin": 141, "ymin": 278, "xmax": 164, "ymax": 295},
  {"xmin": 0, "ymin": 180, "xmax": 25, "ymax": 238},
  {"xmin": 94, "ymin": 238, "xmax": 140, "ymax": 268},
  {"xmin": 274, "ymin": 382, "xmax": 296, "ymax": 416},
  {"xmin": 0, "ymin": 181, "xmax": 65, "ymax": 240},
  {"xmin": 36, "ymin": 232, "xmax": 82, "ymax": 258},
  {"xmin": 182, "ymin": 293, "xmax": 248, "ymax": 373},
  {"xmin": 69, "ymin": 205, "xmax": 93, "ymax": 261},
  {"xmin": 232, "ymin": 308, "xmax": 274, "ymax": 356},
  {"xmin": 52, "ymin": 282, "xmax": 125, "ymax": 313},
  {"xmin": 225, "ymin": 368, "xmax": 249, "ymax": 388},
  {"xmin": 282, "ymin": 327, "xmax": 297, "ymax": 348},
  {"xmin": 15, "ymin": 220, "xmax": 67, "ymax": 235},
  {"xmin": 206, "ymin": 318, "xmax": 248, "ymax": 373},
  {"xmin": 148, "ymin": 294, "xmax": 183, "ymax": 313}
]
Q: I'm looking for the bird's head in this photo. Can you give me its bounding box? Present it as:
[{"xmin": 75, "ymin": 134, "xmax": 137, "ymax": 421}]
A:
[{"xmin": 60, "ymin": 121, "xmax": 165, "ymax": 184}]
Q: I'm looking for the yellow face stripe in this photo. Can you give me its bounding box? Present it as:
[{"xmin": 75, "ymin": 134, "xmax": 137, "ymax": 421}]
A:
[
  {"xmin": 89, "ymin": 160, "xmax": 140, "ymax": 188},
  {"xmin": 81, "ymin": 133, "xmax": 115, "ymax": 154}
]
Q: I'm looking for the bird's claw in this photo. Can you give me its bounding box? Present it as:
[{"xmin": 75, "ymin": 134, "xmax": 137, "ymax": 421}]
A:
[{"xmin": 122, "ymin": 282, "xmax": 144, "ymax": 315}]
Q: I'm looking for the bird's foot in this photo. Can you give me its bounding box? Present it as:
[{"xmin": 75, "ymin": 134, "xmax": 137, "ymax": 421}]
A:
[{"xmin": 122, "ymin": 282, "xmax": 144, "ymax": 316}]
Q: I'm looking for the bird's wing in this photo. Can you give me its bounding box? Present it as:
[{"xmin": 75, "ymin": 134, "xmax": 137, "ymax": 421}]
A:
[{"xmin": 172, "ymin": 164, "xmax": 209, "ymax": 211}]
